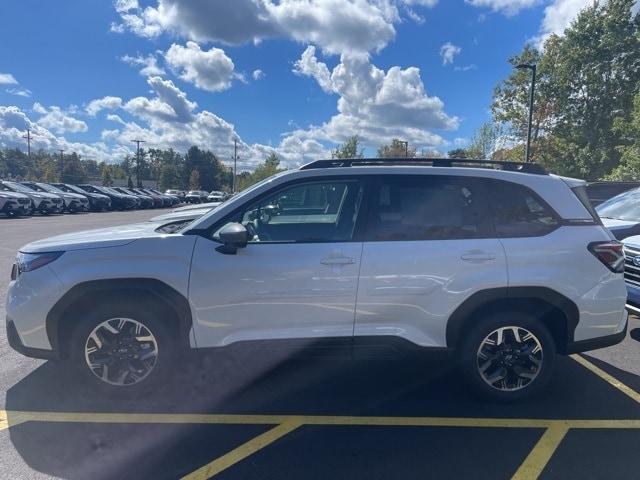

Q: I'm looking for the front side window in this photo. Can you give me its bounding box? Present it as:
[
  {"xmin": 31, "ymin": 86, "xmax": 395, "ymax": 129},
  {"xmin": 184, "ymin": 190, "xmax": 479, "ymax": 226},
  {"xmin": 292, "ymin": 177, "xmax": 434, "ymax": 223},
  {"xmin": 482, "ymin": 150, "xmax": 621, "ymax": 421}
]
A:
[
  {"xmin": 487, "ymin": 180, "xmax": 558, "ymax": 237},
  {"xmin": 216, "ymin": 180, "xmax": 363, "ymax": 243},
  {"xmin": 363, "ymin": 176, "xmax": 486, "ymax": 241}
]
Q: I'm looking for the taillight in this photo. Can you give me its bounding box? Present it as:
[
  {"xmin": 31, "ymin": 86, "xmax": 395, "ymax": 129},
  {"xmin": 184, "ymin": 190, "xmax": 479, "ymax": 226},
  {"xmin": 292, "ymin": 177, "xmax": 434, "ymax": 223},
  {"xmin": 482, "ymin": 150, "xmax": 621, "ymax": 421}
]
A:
[{"xmin": 588, "ymin": 241, "xmax": 624, "ymax": 273}]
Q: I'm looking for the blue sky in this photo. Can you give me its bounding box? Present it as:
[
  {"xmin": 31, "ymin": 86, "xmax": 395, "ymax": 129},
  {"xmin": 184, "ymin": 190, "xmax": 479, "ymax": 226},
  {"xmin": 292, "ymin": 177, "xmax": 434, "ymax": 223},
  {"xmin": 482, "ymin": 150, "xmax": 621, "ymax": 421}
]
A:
[{"xmin": 0, "ymin": 0, "xmax": 592, "ymax": 169}]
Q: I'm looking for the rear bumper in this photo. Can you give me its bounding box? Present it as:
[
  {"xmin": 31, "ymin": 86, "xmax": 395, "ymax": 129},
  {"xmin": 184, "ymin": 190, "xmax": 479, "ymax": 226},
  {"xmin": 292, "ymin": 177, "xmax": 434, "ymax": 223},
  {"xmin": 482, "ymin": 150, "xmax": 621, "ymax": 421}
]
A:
[
  {"xmin": 565, "ymin": 315, "xmax": 628, "ymax": 354},
  {"xmin": 6, "ymin": 318, "xmax": 59, "ymax": 360}
]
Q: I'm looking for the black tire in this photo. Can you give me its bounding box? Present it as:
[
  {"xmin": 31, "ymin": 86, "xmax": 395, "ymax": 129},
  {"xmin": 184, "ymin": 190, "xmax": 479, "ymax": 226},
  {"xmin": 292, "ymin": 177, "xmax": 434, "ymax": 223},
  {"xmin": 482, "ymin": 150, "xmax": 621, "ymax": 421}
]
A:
[
  {"xmin": 457, "ymin": 310, "xmax": 556, "ymax": 402},
  {"xmin": 67, "ymin": 301, "xmax": 179, "ymax": 397}
]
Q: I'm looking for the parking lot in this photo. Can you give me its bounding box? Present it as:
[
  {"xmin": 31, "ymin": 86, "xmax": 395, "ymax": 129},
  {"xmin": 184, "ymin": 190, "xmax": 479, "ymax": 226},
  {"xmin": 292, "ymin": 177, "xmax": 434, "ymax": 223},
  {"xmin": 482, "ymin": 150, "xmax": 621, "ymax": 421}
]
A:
[{"xmin": 1, "ymin": 210, "xmax": 639, "ymax": 480}]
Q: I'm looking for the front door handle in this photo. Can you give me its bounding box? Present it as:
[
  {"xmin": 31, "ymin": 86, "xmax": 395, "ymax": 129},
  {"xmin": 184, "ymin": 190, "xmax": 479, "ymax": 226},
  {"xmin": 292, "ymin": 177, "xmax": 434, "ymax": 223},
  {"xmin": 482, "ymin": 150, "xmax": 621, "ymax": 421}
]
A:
[
  {"xmin": 321, "ymin": 256, "xmax": 355, "ymax": 266},
  {"xmin": 461, "ymin": 251, "xmax": 496, "ymax": 263}
]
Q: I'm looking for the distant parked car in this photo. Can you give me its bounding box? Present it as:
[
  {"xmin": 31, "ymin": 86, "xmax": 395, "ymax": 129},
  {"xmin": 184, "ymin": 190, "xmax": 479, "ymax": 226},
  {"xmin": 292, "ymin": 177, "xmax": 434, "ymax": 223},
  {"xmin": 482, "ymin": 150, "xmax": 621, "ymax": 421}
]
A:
[
  {"xmin": 51, "ymin": 183, "xmax": 111, "ymax": 212},
  {"xmin": 207, "ymin": 190, "xmax": 227, "ymax": 202},
  {"xmin": 586, "ymin": 181, "xmax": 640, "ymax": 207},
  {"xmin": 165, "ymin": 189, "xmax": 186, "ymax": 201},
  {"xmin": 149, "ymin": 202, "xmax": 221, "ymax": 224},
  {"xmin": 23, "ymin": 182, "xmax": 89, "ymax": 213},
  {"xmin": 185, "ymin": 190, "xmax": 209, "ymax": 203},
  {"xmin": 1, "ymin": 180, "xmax": 56, "ymax": 214},
  {"xmin": 113, "ymin": 187, "xmax": 154, "ymax": 209},
  {"xmin": 0, "ymin": 184, "xmax": 31, "ymax": 216},
  {"xmin": 77, "ymin": 184, "xmax": 137, "ymax": 210},
  {"xmin": 597, "ymin": 187, "xmax": 640, "ymax": 240},
  {"xmin": 145, "ymin": 187, "xmax": 179, "ymax": 206}
]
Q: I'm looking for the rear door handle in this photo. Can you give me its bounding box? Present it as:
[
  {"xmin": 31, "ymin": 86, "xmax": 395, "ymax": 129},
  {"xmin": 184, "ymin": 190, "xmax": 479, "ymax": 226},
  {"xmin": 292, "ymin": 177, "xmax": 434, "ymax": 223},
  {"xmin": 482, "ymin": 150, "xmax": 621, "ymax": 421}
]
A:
[
  {"xmin": 461, "ymin": 251, "xmax": 496, "ymax": 263},
  {"xmin": 321, "ymin": 256, "xmax": 355, "ymax": 266}
]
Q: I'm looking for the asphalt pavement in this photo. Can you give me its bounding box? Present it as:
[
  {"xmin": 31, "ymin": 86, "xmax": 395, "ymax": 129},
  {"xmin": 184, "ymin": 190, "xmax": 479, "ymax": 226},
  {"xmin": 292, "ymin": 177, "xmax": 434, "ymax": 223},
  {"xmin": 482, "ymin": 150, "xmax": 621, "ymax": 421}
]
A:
[{"xmin": 0, "ymin": 210, "xmax": 639, "ymax": 480}]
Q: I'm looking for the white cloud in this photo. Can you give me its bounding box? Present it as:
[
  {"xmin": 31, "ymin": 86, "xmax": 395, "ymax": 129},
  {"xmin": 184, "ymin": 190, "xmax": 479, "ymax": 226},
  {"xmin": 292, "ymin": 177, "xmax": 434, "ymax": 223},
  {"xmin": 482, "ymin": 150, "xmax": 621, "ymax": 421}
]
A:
[
  {"xmin": 405, "ymin": 8, "xmax": 426, "ymax": 24},
  {"xmin": 401, "ymin": 0, "xmax": 438, "ymax": 5},
  {"xmin": 0, "ymin": 73, "xmax": 18, "ymax": 85},
  {"xmin": 124, "ymin": 76, "xmax": 197, "ymax": 124},
  {"xmin": 164, "ymin": 41, "xmax": 236, "ymax": 92},
  {"xmin": 439, "ymin": 42, "xmax": 461, "ymax": 65},
  {"xmin": 252, "ymin": 69, "xmax": 265, "ymax": 80},
  {"xmin": 121, "ymin": 53, "xmax": 166, "ymax": 76},
  {"xmin": 86, "ymin": 96, "xmax": 123, "ymax": 116},
  {"xmin": 454, "ymin": 64, "xmax": 477, "ymax": 72},
  {"xmin": 290, "ymin": 48, "xmax": 458, "ymax": 152},
  {"xmin": 293, "ymin": 46, "xmax": 335, "ymax": 93},
  {"xmin": 34, "ymin": 104, "xmax": 89, "ymax": 134},
  {"xmin": 0, "ymin": 106, "xmax": 114, "ymax": 161},
  {"xmin": 111, "ymin": 0, "xmax": 411, "ymax": 55},
  {"xmin": 534, "ymin": 0, "xmax": 591, "ymax": 47},
  {"xmin": 6, "ymin": 87, "xmax": 32, "ymax": 97},
  {"xmin": 465, "ymin": 0, "xmax": 541, "ymax": 16}
]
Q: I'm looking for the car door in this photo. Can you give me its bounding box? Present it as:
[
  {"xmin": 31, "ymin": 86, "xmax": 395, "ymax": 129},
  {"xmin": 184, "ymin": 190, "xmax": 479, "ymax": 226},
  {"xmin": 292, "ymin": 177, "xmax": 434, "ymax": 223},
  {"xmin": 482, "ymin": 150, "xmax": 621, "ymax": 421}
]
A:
[
  {"xmin": 189, "ymin": 177, "xmax": 365, "ymax": 347},
  {"xmin": 354, "ymin": 174, "xmax": 507, "ymax": 347}
]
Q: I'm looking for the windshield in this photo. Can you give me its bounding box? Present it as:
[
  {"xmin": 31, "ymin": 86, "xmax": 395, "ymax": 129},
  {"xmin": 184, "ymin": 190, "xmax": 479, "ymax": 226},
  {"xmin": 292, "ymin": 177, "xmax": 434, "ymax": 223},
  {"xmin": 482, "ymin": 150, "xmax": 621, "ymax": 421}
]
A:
[
  {"xmin": 3, "ymin": 181, "xmax": 35, "ymax": 193},
  {"xmin": 596, "ymin": 188, "xmax": 640, "ymax": 221},
  {"xmin": 37, "ymin": 183, "xmax": 65, "ymax": 194}
]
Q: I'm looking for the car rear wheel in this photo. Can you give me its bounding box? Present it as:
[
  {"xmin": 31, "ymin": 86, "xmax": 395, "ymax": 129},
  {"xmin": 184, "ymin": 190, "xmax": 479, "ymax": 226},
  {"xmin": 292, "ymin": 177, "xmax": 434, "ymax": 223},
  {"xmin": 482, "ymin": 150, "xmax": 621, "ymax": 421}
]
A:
[
  {"xmin": 68, "ymin": 303, "xmax": 178, "ymax": 396},
  {"xmin": 458, "ymin": 311, "xmax": 555, "ymax": 401}
]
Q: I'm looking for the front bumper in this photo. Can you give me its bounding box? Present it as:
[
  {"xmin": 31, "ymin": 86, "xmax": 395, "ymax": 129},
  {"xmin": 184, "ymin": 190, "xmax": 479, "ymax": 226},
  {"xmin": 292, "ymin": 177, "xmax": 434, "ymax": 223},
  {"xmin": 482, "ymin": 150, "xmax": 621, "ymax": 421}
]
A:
[{"xmin": 6, "ymin": 318, "xmax": 58, "ymax": 360}]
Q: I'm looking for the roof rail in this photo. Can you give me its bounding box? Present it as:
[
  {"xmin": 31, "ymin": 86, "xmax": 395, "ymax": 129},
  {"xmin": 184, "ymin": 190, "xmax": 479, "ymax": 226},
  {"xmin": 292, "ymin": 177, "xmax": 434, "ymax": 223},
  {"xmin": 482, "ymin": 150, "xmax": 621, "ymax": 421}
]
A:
[{"xmin": 299, "ymin": 157, "xmax": 548, "ymax": 175}]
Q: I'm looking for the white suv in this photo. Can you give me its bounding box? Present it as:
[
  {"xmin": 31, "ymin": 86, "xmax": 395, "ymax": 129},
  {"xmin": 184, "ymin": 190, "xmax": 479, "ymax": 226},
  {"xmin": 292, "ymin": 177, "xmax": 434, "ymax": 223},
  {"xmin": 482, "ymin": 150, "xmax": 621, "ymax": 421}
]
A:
[{"xmin": 6, "ymin": 159, "xmax": 628, "ymax": 400}]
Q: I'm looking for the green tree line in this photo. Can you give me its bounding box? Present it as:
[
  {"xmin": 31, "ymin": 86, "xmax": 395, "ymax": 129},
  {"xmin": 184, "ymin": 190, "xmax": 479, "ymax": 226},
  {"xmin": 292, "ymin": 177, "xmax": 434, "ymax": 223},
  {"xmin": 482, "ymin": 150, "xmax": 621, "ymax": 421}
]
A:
[
  {"xmin": 0, "ymin": 146, "xmax": 287, "ymax": 192},
  {"xmin": 452, "ymin": 0, "xmax": 640, "ymax": 180}
]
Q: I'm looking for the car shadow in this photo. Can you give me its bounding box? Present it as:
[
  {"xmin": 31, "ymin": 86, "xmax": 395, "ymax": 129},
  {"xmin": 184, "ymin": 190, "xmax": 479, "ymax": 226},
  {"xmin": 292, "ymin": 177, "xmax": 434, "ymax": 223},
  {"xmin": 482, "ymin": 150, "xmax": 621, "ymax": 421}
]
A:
[{"xmin": 4, "ymin": 345, "xmax": 640, "ymax": 479}]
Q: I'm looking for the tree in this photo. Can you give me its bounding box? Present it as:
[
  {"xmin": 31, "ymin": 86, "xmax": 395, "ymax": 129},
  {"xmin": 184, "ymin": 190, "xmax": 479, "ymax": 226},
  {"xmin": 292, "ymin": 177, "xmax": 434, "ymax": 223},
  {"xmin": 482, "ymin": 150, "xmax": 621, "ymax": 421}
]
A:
[
  {"xmin": 606, "ymin": 89, "xmax": 640, "ymax": 179},
  {"xmin": 127, "ymin": 175, "xmax": 134, "ymax": 188},
  {"xmin": 377, "ymin": 139, "xmax": 416, "ymax": 158},
  {"xmin": 235, "ymin": 154, "xmax": 285, "ymax": 191},
  {"xmin": 466, "ymin": 122, "xmax": 502, "ymax": 159},
  {"xmin": 101, "ymin": 165, "xmax": 114, "ymax": 186},
  {"xmin": 189, "ymin": 169, "xmax": 200, "ymax": 190},
  {"xmin": 491, "ymin": 0, "xmax": 640, "ymax": 178},
  {"xmin": 447, "ymin": 148, "xmax": 470, "ymax": 158},
  {"xmin": 60, "ymin": 152, "xmax": 87, "ymax": 184},
  {"xmin": 332, "ymin": 136, "xmax": 364, "ymax": 159}
]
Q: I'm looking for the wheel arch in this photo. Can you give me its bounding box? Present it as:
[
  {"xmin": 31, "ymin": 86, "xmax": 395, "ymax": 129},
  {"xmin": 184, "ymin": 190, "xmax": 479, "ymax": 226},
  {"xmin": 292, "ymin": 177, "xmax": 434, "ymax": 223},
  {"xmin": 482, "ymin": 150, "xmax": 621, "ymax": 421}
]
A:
[
  {"xmin": 46, "ymin": 278, "xmax": 193, "ymax": 359},
  {"xmin": 446, "ymin": 287, "xmax": 579, "ymax": 355}
]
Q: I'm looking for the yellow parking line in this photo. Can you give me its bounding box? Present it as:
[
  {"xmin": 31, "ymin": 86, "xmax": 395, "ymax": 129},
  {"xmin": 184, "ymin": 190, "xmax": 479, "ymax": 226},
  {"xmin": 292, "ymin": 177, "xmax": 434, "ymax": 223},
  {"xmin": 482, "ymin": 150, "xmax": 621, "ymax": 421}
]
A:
[
  {"xmin": 511, "ymin": 425, "xmax": 568, "ymax": 480},
  {"xmin": 182, "ymin": 420, "xmax": 303, "ymax": 480},
  {"xmin": 571, "ymin": 354, "xmax": 640, "ymax": 404},
  {"xmin": 1, "ymin": 410, "xmax": 640, "ymax": 431}
]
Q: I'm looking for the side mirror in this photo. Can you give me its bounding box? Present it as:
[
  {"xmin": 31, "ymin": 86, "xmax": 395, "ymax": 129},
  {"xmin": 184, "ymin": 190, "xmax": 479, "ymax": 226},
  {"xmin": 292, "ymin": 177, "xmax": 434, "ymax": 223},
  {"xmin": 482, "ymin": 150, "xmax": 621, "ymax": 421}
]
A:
[{"xmin": 217, "ymin": 222, "xmax": 248, "ymax": 254}]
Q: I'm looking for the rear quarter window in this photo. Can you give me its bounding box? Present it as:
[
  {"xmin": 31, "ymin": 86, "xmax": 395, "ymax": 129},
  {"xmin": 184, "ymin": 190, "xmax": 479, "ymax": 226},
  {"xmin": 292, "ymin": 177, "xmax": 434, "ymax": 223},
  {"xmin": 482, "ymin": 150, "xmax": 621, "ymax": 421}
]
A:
[{"xmin": 486, "ymin": 180, "xmax": 559, "ymax": 237}]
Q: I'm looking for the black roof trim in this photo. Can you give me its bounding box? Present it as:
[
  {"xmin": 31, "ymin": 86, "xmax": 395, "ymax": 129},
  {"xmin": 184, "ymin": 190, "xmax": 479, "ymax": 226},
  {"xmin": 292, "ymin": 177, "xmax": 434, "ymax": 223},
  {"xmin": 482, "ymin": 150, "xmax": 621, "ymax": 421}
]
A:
[{"xmin": 299, "ymin": 157, "xmax": 548, "ymax": 175}]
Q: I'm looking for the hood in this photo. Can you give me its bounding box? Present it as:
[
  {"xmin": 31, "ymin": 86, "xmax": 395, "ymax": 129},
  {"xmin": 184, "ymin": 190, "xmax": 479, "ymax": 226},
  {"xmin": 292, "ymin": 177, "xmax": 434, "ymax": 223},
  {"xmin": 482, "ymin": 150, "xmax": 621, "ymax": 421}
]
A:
[
  {"xmin": 20, "ymin": 222, "xmax": 169, "ymax": 254},
  {"xmin": 601, "ymin": 217, "xmax": 640, "ymax": 240},
  {"xmin": 0, "ymin": 191, "xmax": 29, "ymax": 199},
  {"xmin": 623, "ymin": 234, "xmax": 640, "ymax": 249},
  {"xmin": 62, "ymin": 192, "xmax": 87, "ymax": 200},
  {"xmin": 173, "ymin": 201, "xmax": 221, "ymax": 212},
  {"xmin": 150, "ymin": 208, "xmax": 211, "ymax": 223}
]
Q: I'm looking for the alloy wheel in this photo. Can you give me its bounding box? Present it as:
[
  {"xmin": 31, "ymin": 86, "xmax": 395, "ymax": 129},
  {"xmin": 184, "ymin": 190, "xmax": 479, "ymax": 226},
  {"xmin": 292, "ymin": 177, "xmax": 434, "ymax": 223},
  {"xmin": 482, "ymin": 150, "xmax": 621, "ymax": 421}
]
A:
[
  {"xmin": 476, "ymin": 326, "xmax": 543, "ymax": 391},
  {"xmin": 84, "ymin": 317, "xmax": 159, "ymax": 386}
]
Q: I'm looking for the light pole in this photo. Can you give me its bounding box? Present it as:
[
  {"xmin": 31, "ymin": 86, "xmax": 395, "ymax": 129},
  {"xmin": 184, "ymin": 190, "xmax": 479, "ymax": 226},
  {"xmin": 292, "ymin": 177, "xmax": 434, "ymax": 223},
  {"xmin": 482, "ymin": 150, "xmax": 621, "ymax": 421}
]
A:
[
  {"xmin": 131, "ymin": 139, "xmax": 146, "ymax": 187},
  {"xmin": 516, "ymin": 63, "xmax": 536, "ymax": 163},
  {"xmin": 58, "ymin": 149, "xmax": 65, "ymax": 180}
]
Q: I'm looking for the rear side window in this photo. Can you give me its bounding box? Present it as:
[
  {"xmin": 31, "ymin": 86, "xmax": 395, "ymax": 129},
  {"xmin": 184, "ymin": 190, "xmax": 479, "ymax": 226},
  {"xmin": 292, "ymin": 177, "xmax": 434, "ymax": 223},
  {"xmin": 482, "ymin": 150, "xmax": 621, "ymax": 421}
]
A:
[
  {"xmin": 363, "ymin": 176, "xmax": 487, "ymax": 241},
  {"xmin": 487, "ymin": 181, "xmax": 558, "ymax": 237}
]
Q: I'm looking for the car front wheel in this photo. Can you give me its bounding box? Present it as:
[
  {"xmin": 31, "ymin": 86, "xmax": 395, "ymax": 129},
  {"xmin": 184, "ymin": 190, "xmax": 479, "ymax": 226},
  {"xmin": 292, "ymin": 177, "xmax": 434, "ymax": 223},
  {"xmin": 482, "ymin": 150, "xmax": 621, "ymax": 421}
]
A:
[
  {"xmin": 458, "ymin": 311, "xmax": 556, "ymax": 401},
  {"xmin": 68, "ymin": 303, "xmax": 177, "ymax": 395}
]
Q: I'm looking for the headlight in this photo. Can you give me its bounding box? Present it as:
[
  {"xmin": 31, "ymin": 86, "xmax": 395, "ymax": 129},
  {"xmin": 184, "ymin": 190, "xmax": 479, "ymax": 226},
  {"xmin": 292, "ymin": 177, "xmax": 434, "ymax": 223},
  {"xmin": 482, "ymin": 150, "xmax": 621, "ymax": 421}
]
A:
[{"xmin": 15, "ymin": 251, "xmax": 64, "ymax": 277}]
